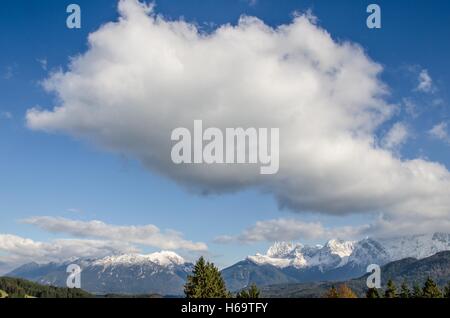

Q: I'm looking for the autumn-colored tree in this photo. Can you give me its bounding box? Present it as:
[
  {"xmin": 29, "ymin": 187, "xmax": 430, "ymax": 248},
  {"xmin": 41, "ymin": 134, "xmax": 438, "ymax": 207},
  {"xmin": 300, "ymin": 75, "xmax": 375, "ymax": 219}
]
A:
[
  {"xmin": 324, "ymin": 285, "xmax": 339, "ymax": 298},
  {"xmin": 337, "ymin": 284, "xmax": 357, "ymax": 298}
]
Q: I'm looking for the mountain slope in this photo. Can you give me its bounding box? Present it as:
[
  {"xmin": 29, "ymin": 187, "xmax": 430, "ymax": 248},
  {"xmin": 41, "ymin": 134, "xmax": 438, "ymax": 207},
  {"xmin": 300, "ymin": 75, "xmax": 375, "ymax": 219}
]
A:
[
  {"xmin": 7, "ymin": 251, "xmax": 193, "ymax": 296},
  {"xmin": 221, "ymin": 259, "xmax": 298, "ymax": 291}
]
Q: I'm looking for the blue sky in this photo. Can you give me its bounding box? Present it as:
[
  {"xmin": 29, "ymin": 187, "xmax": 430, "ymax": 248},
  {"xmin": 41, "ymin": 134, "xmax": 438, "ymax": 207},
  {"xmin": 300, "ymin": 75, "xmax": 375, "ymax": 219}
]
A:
[{"xmin": 1, "ymin": 0, "xmax": 450, "ymax": 270}]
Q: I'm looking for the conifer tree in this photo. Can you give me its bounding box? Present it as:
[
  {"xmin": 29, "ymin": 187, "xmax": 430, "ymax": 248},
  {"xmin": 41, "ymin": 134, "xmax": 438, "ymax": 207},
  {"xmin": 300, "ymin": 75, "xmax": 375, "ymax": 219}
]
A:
[
  {"xmin": 184, "ymin": 257, "xmax": 230, "ymax": 298},
  {"xmin": 366, "ymin": 288, "xmax": 381, "ymax": 298},
  {"xmin": 412, "ymin": 283, "xmax": 422, "ymax": 298},
  {"xmin": 384, "ymin": 279, "xmax": 397, "ymax": 298},
  {"xmin": 399, "ymin": 281, "xmax": 410, "ymax": 298},
  {"xmin": 443, "ymin": 282, "xmax": 450, "ymax": 298},
  {"xmin": 237, "ymin": 284, "xmax": 260, "ymax": 298},
  {"xmin": 421, "ymin": 277, "xmax": 442, "ymax": 298}
]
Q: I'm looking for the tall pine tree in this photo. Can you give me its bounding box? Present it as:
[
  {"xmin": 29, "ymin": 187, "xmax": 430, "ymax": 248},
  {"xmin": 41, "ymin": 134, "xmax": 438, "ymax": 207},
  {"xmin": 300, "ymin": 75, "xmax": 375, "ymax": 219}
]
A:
[
  {"xmin": 384, "ymin": 279, "xmax": 397, "ymax": 298},
  {"xmin": 444, "ymin": 282, "xmax": 450, "ymax": 298},
  {"xmin": 184, "ymin": 257, "xmax": 230, "ymax": 298},
  {"xmin": 412, "ymin": 283, "xmax": 422, "ymax": 298},
  {"xmin": 237, "ymin": 284, "xmax": 260, "ymax": 298},
  {"xmin": 399, "ymin": 281, "xmax": 410, "ymax": 298},
  {"xmin": 421, "ymin": 277, "xmax": 442, "ymax": 298}
]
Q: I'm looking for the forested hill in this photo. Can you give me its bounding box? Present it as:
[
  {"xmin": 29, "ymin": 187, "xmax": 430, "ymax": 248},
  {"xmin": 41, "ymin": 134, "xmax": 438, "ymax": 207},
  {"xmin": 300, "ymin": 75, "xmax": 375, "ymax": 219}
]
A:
[{"xmin": 0, "ymin": 277, "xmax": 92, "ymax": 298}]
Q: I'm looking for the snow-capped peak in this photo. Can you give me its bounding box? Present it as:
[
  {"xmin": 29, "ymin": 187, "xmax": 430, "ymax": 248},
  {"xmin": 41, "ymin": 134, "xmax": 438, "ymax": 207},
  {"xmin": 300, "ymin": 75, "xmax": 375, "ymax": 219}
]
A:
[
  {"xmin": 92, "ymin": 251, "xmax": 186, "ymax": 267},
  {"xmin": 247, "ymin": 233, "xmax": 450, "ymax": 270},
  {"xmin": 323, "ymin": 239, "xmax": 355, "ymax": 258},
  {"xmin": 266, "ymin": 242, "xmax": 300, "ymax": 258}
]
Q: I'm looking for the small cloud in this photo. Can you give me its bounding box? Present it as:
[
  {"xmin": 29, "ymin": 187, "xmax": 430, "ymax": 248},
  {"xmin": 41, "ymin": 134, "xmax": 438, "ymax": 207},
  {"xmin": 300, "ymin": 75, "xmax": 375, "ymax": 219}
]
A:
[
  {"xmin": 402, "ymin": 98, "xmax": 418, "ymax": 118},
  {"xmin": 429, "ymin": 122, "xmax": 449, "ymax": 143},
  {"xmin": 1, "ymin": 112, "xmax": 13, "ymax": 119},
  {"xmin": 382, "ymin": 122, "xmax": 409, "ymax": 151},
  {"xmin": 416, "ymin": 69, "xmax": 435, "ymax": 93},
  {"xmin": 37, "ymin": 58, "xmax": 48, "ymax": 71},
  {"xmin": 246, "ymin": 0, "xmax": 258, "ymax": 6},
  {"xmin": 2, "ymin": 66, "xmax": 14, "ymax": 80}
]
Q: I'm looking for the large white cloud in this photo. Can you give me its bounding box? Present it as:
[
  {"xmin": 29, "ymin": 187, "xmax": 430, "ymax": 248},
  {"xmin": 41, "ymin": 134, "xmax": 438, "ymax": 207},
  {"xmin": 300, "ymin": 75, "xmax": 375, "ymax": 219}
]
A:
[
  {"xmin": 23, "ymin": 216, "xmax": 207, "ymax": 251},
  {"xmin": 26, "ymin": 0, "xmax": 450, "ymax": 234}
]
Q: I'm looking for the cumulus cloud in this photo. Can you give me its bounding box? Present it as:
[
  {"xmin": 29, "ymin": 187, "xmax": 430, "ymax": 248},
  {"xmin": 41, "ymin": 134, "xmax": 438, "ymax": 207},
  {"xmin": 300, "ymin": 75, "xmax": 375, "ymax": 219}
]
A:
[
  {"xmin": 0, "ymin": 234, "xmax": 137, "ymax": 274},
  {"xmin": 23, "ymin": 216, "xmax": 208, "ymax": 251},
  {"xmin": 214, "ymin": 218, "xmax": 368, "ymax": 244},
  {"xmin": 381, "ymin": 122, "xmax": 409, "ymax": 151},
  {"xmin": 26, "ymin": 0, "xmax": 450, "ymax": 234}
]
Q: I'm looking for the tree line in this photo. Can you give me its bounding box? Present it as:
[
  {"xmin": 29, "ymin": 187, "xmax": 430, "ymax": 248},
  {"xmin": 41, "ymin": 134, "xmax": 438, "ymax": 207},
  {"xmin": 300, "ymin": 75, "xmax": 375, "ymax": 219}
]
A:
[
  {"xmin": 184, "ymin": 256, "xmax": 450, "ymax": 299},
  {"xmin": 0, "ymin": 277, "xmax": 92, "ymax": 298},
  {"xmin": 325, "ymin": 278, "xmax": 450, "ymax": 298}
]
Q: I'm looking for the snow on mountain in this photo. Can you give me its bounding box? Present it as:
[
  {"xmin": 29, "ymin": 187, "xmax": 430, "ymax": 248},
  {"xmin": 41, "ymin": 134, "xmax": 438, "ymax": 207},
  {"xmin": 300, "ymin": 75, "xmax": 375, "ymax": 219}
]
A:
[
  {"xmin": 248, "ymin": 240, "xmax": 355, "ymax": 269},
  {"xmin": 7, "ymin": 250, "xmax": 192, "ymax": 295},
  {"xmin": 247, "ymin": 233, "xmax": 450, "ymax": 271},
  {"xmin": 92, "ymin": 251, "xmax": 186, "ymax": 268},
  {"xmin": 379, "ymin": 233, "xmax": 450, "ymax": 261}
]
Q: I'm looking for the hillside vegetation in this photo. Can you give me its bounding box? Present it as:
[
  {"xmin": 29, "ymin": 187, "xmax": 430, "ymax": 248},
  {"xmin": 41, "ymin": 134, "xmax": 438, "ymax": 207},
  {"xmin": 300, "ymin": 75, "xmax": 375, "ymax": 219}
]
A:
[{"xmin": 0, "ymin": 277, "xmax": 92, "ymax": 298}]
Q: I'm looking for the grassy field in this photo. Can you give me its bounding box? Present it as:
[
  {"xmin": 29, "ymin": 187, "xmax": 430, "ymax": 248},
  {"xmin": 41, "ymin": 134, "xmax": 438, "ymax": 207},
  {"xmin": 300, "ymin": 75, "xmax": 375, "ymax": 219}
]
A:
[{"xmin": 0, "ymin": 289, "xmax": 8, "ymax": 298}]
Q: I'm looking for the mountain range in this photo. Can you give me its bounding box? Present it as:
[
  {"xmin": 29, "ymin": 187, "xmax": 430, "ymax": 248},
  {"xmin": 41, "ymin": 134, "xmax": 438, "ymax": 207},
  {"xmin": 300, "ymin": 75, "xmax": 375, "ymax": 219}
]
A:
[
  {"xmin": 5, "ymin": 232, "xmax": 450, "ymax": 295},
  {"xmin": 260, "ymin": 250, "xmax": 450, "ymax": 298},
  {"xmin": 7, "ymin": 251, "xmax": 193, "ymax": 296},
  {"xmin": 223, "ymin": 232, "xmax": 450, "ymax": 290}
]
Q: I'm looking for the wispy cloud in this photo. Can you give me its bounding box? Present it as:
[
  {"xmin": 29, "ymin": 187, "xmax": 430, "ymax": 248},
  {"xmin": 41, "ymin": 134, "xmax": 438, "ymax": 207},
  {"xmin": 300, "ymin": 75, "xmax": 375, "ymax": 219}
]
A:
[
  {"xmin": 22, "ymin": 216, "xmax": 208, "ymax": 252},
  {"xmin": 2, "ymin": 65, "xmax": 14, "ymax": 80},
  {"xmin": 1, "ymin": 111, "xmax": 13, "ymax": 120},
  {"xmin": 381, "ymin": 122, "xmax": 410, "ymax": 151},
  {"xmin": 429, "ymin": 122, "xmax": 449, "ymax": 143},
  {"xmin": 416, "ymin": 69, "xmax": 435, "ymax": 93},
  {"xmin": 37, "ymin": 58, "xmax": 48, "ymax": 71},
  {"xmin": 215, "ymin": 219, "xmax": 369, "ymax": 244}
]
